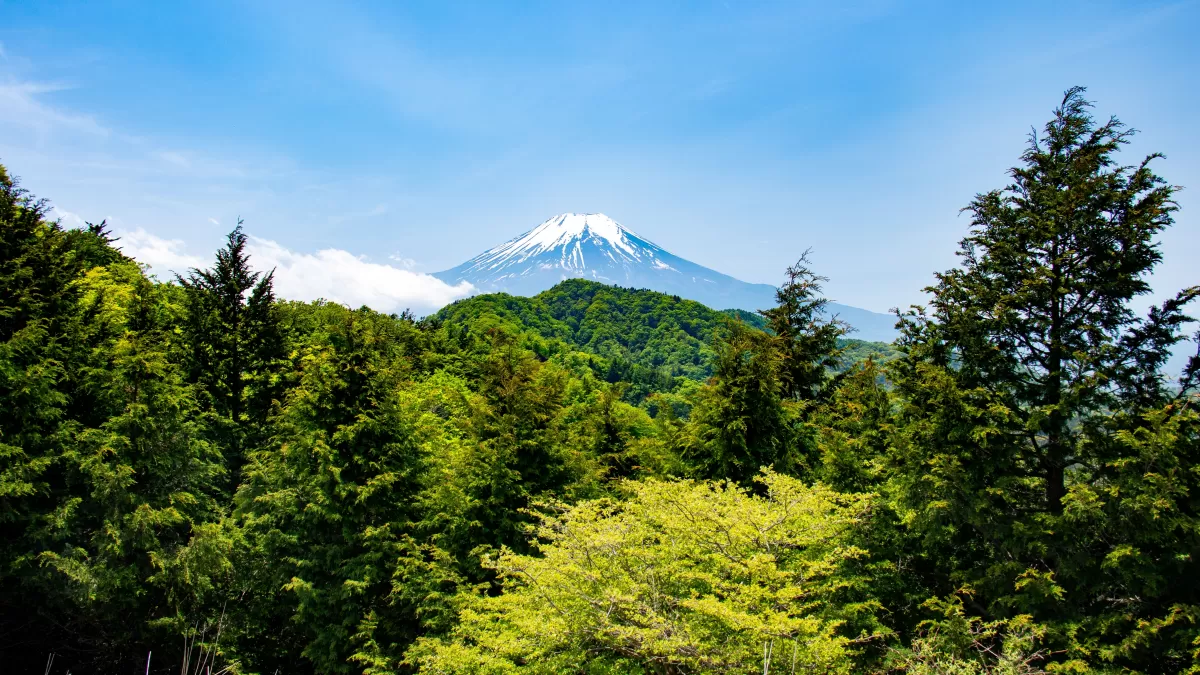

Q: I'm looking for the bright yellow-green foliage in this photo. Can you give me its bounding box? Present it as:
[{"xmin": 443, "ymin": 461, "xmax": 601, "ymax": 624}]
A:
[{"xmin": 410, "ymin": 471, "xmax": 878, "ymax": 674}]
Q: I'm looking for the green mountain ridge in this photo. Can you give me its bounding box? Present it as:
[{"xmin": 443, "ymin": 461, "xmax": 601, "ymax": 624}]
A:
[{"xmin": 435, "ymin": 279, "xmax": 899, "ymax": 384}]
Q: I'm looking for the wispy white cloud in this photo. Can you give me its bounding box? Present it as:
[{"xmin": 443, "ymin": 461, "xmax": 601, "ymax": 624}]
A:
[
  {"xmin": 0, "ymin": 80, "xmax": 110, "ymax": 137},
  {"xmin": 115, "ymin": 228, "xmax": 472, "ymax": 313},
  {"xmin": 156, "ymin": 151, "xmax": 192, "ymax": 169},
  {"xmin": 208, "ymin": 217, "xmax": 220, "ymax": 226}
]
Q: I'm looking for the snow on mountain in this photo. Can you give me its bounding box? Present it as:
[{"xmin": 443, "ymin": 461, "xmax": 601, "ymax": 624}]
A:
[
  {"xmin": 440, "ymin": 213, "xmax": 671, "ymax": 283},
  {"xmin": 434, "ymin": 213, "xmax": 899, "ymax": 341}
]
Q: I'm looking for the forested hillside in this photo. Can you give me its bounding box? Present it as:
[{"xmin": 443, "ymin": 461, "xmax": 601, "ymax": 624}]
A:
[
  {"xmin": 436, "ymin": 279, "xmax": 724, "ymax": 384},
  {"xmin": 436, "ymin": 280, "xmax": 898, "ymax": 400},
  {"xmin": 1, "ymin": 89, "xmax": 1198, "ymax": 674}
]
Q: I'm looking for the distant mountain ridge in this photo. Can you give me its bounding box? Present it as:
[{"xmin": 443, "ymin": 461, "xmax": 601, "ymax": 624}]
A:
[{"xmin": 434, "ymin": 213, "xmax": 899, "ymax": 341}]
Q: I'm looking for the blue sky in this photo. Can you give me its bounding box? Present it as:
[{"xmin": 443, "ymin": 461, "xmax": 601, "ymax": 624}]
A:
[{"xmin": 1, "ymin": 0, "xmax": 1197, "ymax": 315}]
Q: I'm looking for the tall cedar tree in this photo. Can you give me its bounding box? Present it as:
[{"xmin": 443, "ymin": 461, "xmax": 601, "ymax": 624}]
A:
[
  {"xmin": 43, "ymin": 268, "xmax": 226, "ymax": 672},
  {"xmin": 179, "ymin": 223, "xmax": 283, "ymax": 483},
  {"xmin": 890, "ymin": 87, "xmax": 1198, "ymax": 668},
  {"xmin": 686, "ymin": 254, "xmax": 847, "ymax": 485},
  {"xmin": 899, "ymin": 86, "xmax": 1181, "ymax": 511},
  {"xmin": 0, "ymin": 166, "xmax": 80, "ymax": 668},
  {"xmin": 759, "ymin": 250, "xmax": 849, "ymax": 401},
  {"xmin": 458, "ymin": 333, "xmax": 571, "ymax": 560}
]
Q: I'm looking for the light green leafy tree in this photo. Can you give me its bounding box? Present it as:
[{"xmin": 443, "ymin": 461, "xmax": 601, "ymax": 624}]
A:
[{"xmin": 409, "ymin": 470, "xmax": 882, "ymax": 674}]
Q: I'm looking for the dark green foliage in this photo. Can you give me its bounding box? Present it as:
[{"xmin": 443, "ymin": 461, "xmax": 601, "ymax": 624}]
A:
[
  {"xmin": 813, "ymin": 357, "xmax": 892, "ymax": 492},
  {"xmin": 887, "ymin": 87, "xmax": 1199, "ymax": 671},
  {"xmin": 44, "ymin": 268, "xmax": 226, "ymax": 667},
  {"xmin": 683, "ymin": 319, "xmax": 796, "ymax": 483},
  {"xmin": 179, "ymin": 223, "xmax": 284, "ymax": 483},
  {"xmin": 759, "ymin": 251, "xmax": 849, "ymax": 401},
  {"xmin": 678, "ymin": 253, "xmax": 851, "ymax": 485},
  {"xmin": 0, "ymin": 167, "xmax": 227, "ymax": 672},
  {"xmin": 234, "ymin": 303, "xmax": 434, "ymax": 674},
  {"xmin": 905, "ymin": 86, "xmax": 1180, "ymax": 514},
  {"xmin": 452, "ymin": 334, "xmax": 575, "ymax": 559},
  {"xmin": 1060, "ymin": 398, "xmax": 1200, "ymax": 670}
]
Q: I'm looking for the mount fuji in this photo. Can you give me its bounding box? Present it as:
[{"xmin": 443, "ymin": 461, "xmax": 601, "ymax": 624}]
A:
[{"xmin": 434, "ymin": 213, "xmax": 899, "ymax": 341}]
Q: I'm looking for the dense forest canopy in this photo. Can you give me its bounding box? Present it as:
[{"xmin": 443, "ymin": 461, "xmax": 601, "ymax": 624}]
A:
[{"xmin": 1, "ymin": 89, "xmax": 1197, "ymax": 674}]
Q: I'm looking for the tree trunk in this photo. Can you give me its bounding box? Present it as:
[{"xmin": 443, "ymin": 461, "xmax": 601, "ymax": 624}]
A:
[
  {"xmin": 1045, "ymin": 240, "xmax": 1066, "ymax": 515},
  {"xmin": 1045, "ymin": 461, "xmax": 1065, "ymax": 514}
]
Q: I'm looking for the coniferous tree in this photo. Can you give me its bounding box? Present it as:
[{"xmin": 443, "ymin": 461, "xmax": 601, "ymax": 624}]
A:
[
  {"xmin": 0, "ymin": 171, "xmax": 227, "ymax": 670},
  {"xmin": 685, "ymin": 319, "xmax": 794, "ymax": 483},
  {"xmin": 588, "ymin": 382, "xmax": 637, "ymax": 478},
  {"xmin": 234, "ymin": 304, "xmax": 431, "ymax": 674},
  {"xmin": 179, "ymin": 223, "xmax": 283, "ymax": 482},
  {"xmin": 0, "ymin": 168, "xmax": 141, "ymax": 669},
  {"xmin": 759, "ymin": 250, "xmax": 849, "ymax": 402},
  {"xmin": 900, "ymin": 87, "xmax": 1181, "ymax": 514},
  {"xmin": 888, "ymin": 87, "xmax": 1198, "ymax": 669},
  {"xmin": 0, "ymin": 167, "xmax": 79, "ymax": 525},
  {"xmin": 458, "ymin": 334, "xmax": 572, "ymax": 559},
  {"xmin": 43, "ymin": 268, "xmax": 226, "ymax": 671},
  {"xmin": 814, "ymin": 357, "xmax": 892, "ymax": 492}
]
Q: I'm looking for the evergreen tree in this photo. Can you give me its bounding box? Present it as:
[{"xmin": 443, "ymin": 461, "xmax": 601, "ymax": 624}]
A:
[
  {"xmin": 234, "ymin": 304, "xmax": 432, "ymax": 674},
  {"xmin": 685, "ymin": 319, "xmax": 795, "ymax": 483},
  {"xmin": 588, "ymin": 382, "xmax": 636, "ymax": 478},
  {"xmin": 179, "ymin": 222, "xmax": 284, "ymax": 482},
  {"xmin": 40, "ymin": 267, "xmax": 226, "ymax": 671},
  {"xmin": 814, "ymin": 357, "xmax": 892, "ymax": 492},
  {"xmin": 457, "ymin": 334, "xmax": 572, "ymax": 559},
  {"xmin": 1061, "ymin": 388, "xmax": 1200, "ymax": 671},
  {"xmin": 888, "ymin": 87, "xmax": 1198, "ymax": 669},
  {"xmin": 903, "ymin": 87, "xmax": 1180, "ymax": 514},
  {"xmin": 759, "ymin": 250, "xmax": 849, "ymax": 401},
  {"xmin": 0, "ymin": 167, "xmax": 145, "ymax": 669}
]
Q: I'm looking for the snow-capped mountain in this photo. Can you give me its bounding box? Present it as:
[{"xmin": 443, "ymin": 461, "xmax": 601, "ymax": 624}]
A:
[{"xmin": 434, "ymin": 213, "xmax": 898, "ymax": 341}]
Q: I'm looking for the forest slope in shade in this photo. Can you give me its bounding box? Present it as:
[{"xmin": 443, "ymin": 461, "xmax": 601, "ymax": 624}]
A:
[{"xmin": 1, "ymin": 88, "xmax": 1199, "ymax": 674}]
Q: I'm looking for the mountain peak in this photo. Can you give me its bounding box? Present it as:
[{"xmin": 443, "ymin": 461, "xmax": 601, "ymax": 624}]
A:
[
  {"xmin": 444, "ymin": 213, "xmax": 665, "ymax": 281},
  {"xmin": 512, "ymin": 213, "xmax": 644, "ymax": 258}
]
